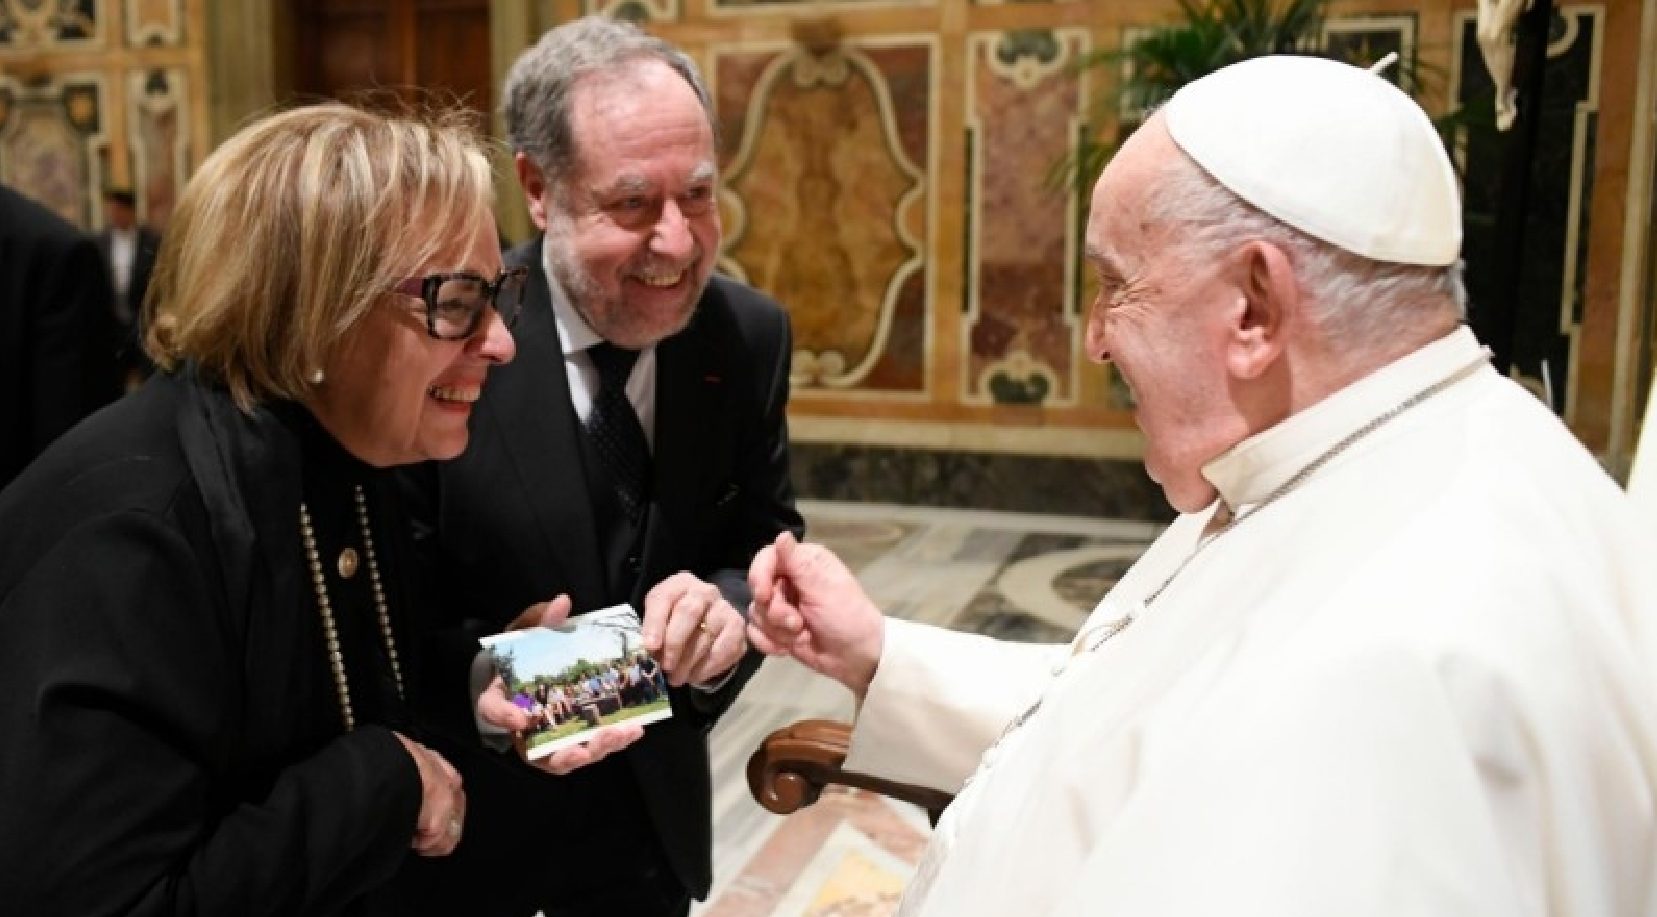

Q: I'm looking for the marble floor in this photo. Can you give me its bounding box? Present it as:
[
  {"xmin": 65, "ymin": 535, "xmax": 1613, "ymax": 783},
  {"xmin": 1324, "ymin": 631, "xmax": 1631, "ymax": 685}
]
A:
[{"xmin": 694, "ymin": 500, "xmax": 1164, "ymax": 917}]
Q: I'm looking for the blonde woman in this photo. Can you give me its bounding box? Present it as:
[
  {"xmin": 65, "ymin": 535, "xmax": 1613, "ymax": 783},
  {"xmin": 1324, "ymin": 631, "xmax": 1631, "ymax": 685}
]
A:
[{"xmin": 0, "ymin": 103, "xmax": 522, "ymax": 915}]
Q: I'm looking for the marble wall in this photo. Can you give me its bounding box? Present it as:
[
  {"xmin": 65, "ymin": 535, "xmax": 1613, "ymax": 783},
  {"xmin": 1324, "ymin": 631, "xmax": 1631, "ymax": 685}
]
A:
[
  {"xmin": 964, "ymin": 28, "xmax": 1089, "ymax": 409},
  {"xmin": 588, "ymin": 0, "xmax": 1654, "ymax": 509},
  {"xmin": 0, "ymin": 0, "xmax": 207, "ymax": 232},
  {"xmin": 14, "ymin": 0, "xmax": 1656, "ymax": 512}
]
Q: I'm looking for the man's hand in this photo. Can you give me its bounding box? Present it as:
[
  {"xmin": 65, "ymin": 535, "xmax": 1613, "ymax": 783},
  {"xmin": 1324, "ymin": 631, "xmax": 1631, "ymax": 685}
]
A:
[
  {"xmin": 641, "ymin": 571, "xmax": 747, "ymax": 687},
  {"xmin": 474, "ymin": 594, "xmax": 646, "ymax": 775},
  {"xmin": 747, "ymin": 532, "xmax": 885, "ymax": 699},
  {"xmin": 394, "ymin": 732, "xmax": 466, "ymax": 857}
]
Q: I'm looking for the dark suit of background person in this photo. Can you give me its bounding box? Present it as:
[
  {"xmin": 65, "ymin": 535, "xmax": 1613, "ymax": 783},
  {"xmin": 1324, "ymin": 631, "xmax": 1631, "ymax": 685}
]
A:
[
  {"xmin": 397, "ymin": 237, "xmax": 803, "ymax": 916},
  {"xmin": 0, "ymin": 184, "xmax": 121, "ymax": 489},
  {"xmin": 97, "ymin": 189, "xmax": 161, "ymax": 382}
]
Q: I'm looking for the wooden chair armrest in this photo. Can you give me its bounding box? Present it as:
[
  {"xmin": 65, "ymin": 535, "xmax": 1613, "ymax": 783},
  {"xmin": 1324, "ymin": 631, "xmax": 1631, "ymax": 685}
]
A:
[{"xmin": 747, "ymin": 718, "xmax": 954, "ymax": 823}]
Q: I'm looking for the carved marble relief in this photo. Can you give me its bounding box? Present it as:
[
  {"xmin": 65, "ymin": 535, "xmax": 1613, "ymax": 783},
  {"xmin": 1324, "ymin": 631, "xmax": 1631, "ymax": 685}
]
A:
[
  {"xmin": 0, "ymin": 73, "xmax": 106, "ymax": 227},
  {"xmin": 125, "ymin": 0, "xmax": 182, "ymax": 47},
  {"xmin": 964, "ymin": 28, "xmax": 1087, "ymax": 406},
  {"xmin": 0, "ymin": 0, "xmax": 101, "ymax": 49},
  {"xmin": 716, "ymin": 41, "xmax": 931, "ymax": 393},
  {"xmin": 1454, "ymin": 5, "xmax": 1602, "ymax": 418},
  {"xmin": 128, "ymin": 67, "xmax": 184, "ymax": 227}
]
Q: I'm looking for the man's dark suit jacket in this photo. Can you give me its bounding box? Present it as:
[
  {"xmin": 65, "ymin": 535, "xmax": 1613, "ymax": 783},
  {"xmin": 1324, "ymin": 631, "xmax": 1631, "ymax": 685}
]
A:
[
  {"xmin": 97, "ymin": 223, "xmax": 160, "ymax": 377},
  {"xmin": 0, "ymin": 185, "xmax": 120, "ymax": 488},
  {"xmin": 399, "ymin": 238, "xmax": 804, "ymax": 914}
]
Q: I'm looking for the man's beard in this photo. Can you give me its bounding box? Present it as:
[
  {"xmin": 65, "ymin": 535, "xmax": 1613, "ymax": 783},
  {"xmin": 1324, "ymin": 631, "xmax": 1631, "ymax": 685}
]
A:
[
  {"xmin": 546, "ymin": 229, "xmax": 707, "ymax": 347},
  {"xmin": 546, "ymin": 236, "xmax": 608, "ymax": 317}
]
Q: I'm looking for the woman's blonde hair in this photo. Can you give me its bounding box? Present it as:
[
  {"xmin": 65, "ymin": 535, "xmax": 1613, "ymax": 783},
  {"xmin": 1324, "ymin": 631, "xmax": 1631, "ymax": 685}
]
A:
[{"xmin": 144, "ymin": 102, "xmax": 496, "ymax": 408}]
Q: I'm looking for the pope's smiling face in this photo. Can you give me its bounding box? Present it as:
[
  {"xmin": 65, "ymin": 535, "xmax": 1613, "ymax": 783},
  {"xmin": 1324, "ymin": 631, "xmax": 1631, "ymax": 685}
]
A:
[{"xmin": 1083, "ymin": 116, "xmax": 1250, "ymax": 514}]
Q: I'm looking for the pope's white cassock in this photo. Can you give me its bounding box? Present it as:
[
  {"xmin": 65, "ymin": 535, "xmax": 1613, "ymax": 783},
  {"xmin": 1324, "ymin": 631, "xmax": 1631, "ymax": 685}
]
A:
[{"xmin": 845, "ymin": 326, "xmax": 1657, "ymax": 915}]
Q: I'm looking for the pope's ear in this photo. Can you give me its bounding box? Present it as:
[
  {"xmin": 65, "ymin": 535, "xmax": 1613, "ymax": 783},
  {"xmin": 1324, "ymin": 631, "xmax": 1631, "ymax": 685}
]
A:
[
  {"xmin": 1226, "ymin": 240, "xmax": 1294, "ymax": 380},
  {"xmin": 515, "ymin": 153, "xmax": 551, "ymax": 232}
]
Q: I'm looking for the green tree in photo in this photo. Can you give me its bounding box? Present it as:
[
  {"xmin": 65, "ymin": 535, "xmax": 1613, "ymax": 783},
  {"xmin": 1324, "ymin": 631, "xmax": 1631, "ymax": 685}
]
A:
[{"xmin": 494, "ymin": 647, "xmax": 520, "ymax": 694}]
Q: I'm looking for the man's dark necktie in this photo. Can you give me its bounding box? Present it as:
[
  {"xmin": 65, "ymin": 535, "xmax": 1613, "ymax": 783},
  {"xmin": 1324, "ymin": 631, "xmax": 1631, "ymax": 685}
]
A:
[{"xmin": 585, "ymin": 342, "xmax": 650, "ymax": 523}]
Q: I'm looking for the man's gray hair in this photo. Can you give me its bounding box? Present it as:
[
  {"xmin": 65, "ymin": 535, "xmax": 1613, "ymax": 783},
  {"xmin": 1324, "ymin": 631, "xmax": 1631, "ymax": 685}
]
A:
[
  {"xmin": 1146, "ymin": 148, "xmax": 1467, "ymax": 353},
  {"xmin": 502, "ymin": 15, "xmax": 716, "ymax": 187}
]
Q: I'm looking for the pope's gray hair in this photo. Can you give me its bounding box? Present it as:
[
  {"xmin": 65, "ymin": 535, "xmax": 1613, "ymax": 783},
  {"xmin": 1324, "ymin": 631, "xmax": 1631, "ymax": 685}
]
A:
[
  {"xmin": 1146, "ymin": 148, "xmax": 1466, "ymax": 352},
  {"xmin": 502, "ymin": 15, "xmax": 716, "ymax": 191}
]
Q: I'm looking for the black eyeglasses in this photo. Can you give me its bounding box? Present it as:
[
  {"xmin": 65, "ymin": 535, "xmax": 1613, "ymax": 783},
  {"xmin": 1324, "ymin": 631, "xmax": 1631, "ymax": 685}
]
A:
[{"xmin": 392, "ymin": 266, "xmax": 528, "ymax": 341}]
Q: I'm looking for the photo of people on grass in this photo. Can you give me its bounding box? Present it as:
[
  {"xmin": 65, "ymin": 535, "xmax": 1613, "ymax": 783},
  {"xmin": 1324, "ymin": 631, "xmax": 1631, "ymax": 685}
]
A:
[{"xmin": 480, "ymin": 605, "xmax": 673, "ymax": 758}]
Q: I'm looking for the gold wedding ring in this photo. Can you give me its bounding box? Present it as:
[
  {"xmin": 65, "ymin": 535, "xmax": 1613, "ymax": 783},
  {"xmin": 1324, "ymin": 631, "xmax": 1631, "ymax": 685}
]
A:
[
  {"xmin": 697, "ymin": 620, "xmax": 712, "ymax": 635},
  {"xmin": 448, "ymin": 816, "xmax": 462, "ymax": 838}
]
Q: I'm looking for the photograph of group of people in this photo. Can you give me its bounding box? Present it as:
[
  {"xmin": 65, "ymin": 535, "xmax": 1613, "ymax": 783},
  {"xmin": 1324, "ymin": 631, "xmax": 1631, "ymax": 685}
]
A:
[{"xmin": 482, "ymin": 605, "xmax": 674, "ymax": 758}]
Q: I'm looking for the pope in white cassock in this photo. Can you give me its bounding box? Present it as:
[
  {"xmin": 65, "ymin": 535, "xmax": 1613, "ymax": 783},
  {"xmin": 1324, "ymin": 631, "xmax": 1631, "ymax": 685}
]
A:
[{"xmin": 746, "ymin": 54, "xmax": 1657, "ymax": 916}]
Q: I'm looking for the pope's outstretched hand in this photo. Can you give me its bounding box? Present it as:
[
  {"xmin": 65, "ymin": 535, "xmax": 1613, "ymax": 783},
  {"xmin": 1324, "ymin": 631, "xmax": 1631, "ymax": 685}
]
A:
[{"xmin": 746, "ymin": 531, "xmax": 885, "ymax": 699}]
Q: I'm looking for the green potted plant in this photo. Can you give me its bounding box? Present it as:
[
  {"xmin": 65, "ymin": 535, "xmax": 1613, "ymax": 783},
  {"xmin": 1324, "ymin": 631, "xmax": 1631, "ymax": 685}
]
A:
[{"xmin": 1055, "ymin": 0, "xmax": 1464, "ymax": 191}]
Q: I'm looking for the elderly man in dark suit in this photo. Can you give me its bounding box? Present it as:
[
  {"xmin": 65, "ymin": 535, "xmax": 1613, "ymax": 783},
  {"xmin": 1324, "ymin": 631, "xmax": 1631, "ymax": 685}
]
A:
[
  {"xmin": 0, "ymin": 184, "xmax": 121, "ymax": 489},
  {"xmin": 396, "ymin": 15, "xmax": 803, "ymax": 917}
]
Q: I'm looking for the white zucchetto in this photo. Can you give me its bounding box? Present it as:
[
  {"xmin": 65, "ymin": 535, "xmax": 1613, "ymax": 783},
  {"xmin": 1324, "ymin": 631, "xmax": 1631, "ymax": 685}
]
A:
[{"xmin": 1163, "ymin": 55, "xmax": 1462, "ymax": 266}]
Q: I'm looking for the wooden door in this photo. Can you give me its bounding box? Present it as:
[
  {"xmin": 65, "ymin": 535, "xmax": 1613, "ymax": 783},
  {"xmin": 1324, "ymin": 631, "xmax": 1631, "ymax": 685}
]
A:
[{"xmin": 292, "ymin": 0, "xmax": 492, "ymax": 117}]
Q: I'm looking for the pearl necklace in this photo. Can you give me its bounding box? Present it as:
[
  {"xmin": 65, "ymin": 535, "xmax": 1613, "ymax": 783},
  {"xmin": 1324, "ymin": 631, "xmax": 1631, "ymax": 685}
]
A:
[{"xmin": 298, "ymin": 484, "xmax": 404, "ymax": 731}]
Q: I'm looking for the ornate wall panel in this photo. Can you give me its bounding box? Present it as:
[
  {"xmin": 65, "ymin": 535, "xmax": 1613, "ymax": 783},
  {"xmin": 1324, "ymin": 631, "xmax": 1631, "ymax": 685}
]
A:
[
  {"xmin": 0, "ymin": 0, "xmax": 103, "ymax": 50},
  {"xmin": 125, "ymin": 0, "xmax": 183, "ymax": 46},
  {"xmin": 963, "ymin": 27, "xmax": 1087, "ymax": 407},
  {"xmin": 625, "ymin": 0, "xmax": 1646, "ymax": 474},
  {"xmin": 714, "ymin": 38, "xmax": 932, "ymax": 395},
  {"xmin": 0, "ymin": 0, "xmax": 205, "ymax": 233},
  {"xmin": 581, "ymin": 0, "xmax": 676, "ymax": 22},
  {"xmin": 0, "ymin": 73, "xmax": 106, "ymax": 225}
]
